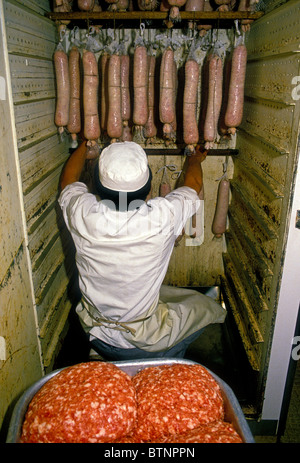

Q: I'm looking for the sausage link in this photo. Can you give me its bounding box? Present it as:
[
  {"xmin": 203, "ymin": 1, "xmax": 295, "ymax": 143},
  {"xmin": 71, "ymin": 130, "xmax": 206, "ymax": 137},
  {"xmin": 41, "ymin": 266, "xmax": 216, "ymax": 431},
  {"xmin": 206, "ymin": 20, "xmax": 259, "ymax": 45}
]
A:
[
  {"xmin": 197, "ymin": 0, "xmax": 213, "ymax": 36},
  {"xmin": 78, "ymin": 0, "xmax": 95, "ymax": 10},
  {"xmin": 168, "ymin": 0, "xmax": 187, "ymax": 21},
  {"xmin": 218, "ymin": 54, "xmax": 231, "ymax": 137},
  {"xmin": 204, "ymin": 54, "xmax": 223, "ymax": 149},
  {"xmin": 212, "ymin": 177, "xmax": 230, "ymax": 238},
  {"xmin": 224, "ymin": 44, "xmax": 247, "ymax": 134},
  {"xmin": 185, "ymin": 0, "xmax": 204, "ymax": 29},
  {"xmin": 160, "ymin": 47, "xmax": 176, "ymax": 125},
  {"xmin": 183, "ymin": 59, "xmax": 199, "ymax": 154},
  {"xmin": 53, "ymin": 0, "xmax": 71, "ymax": 29},
  {"xmin": 120, "ymin": 54, "xmax": 132, "ymax": 141},
  {"xmin": 238, "ymin": 0, "xmax": 258, "ymax": 32},
  {"xmin": 133, "ymin": 46, "xmax": 149, "ymax": 127},
  {"xmin": 137, "ymin": 0, "xmax": 157, "ymax": 10},
  {"xmin": 67, "ymin": 46, "xmax": 81, "ymax": 145},
  {"xmin": 100, "ymin": 53, "xmax": 110, "ymax": 132},
  {"xmin": 54, "ymin": 49, "xmax": 70, "ymax": 135},
  {"xmin": 168, "ymin": 0, "xmax": 187, "ymax": 5},
  {"xmin": 83, "ymin": 49, "xmax": 100, "ymax": 141},
  {"xmin": 144, "ymin": 55, "xmax": 157, "ymax": 141},
  {"xmin": 107, "ymin": 54, "xmax": 123, "ymax": 140},
  {"xmin": 120, "ymin": 54, "xmax": 131, "ymax": 125}
]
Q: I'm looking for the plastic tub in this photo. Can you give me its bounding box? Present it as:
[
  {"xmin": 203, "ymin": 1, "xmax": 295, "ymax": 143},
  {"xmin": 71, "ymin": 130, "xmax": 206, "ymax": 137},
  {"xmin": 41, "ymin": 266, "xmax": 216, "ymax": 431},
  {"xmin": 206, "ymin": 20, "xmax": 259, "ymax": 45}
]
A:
[{"xmin": 6, "ymin": 358, "xmax": 255, "ymax": 443}]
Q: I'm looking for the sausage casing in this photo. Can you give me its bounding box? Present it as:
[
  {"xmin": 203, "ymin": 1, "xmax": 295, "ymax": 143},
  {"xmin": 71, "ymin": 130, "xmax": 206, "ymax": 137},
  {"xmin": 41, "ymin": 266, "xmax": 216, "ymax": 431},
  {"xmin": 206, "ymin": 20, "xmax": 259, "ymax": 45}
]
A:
[
  {"xmin": 107, "ymin": 54, "xmax": 122, "ymax": 139},
  {"xmin": 67, "ymin": 46, "xmax": 81, "ymax": 136},
  {"xmin": 54, "ymin": 49, "xmax": 70, "ymax": 132},
  {"xmin": 133, "ymin": 46, "xmax": 149, "ymax": 126},
  {"xmin": 183, "ymin": 59, "xmax": 199, "ymax": 147},
  {"xmin": 224, "ymin": 44, "xmax": 247, "ymax": 132},
  {"xmin": 83, "ymin": 49, "xmax": 100, "ymax": 141}
]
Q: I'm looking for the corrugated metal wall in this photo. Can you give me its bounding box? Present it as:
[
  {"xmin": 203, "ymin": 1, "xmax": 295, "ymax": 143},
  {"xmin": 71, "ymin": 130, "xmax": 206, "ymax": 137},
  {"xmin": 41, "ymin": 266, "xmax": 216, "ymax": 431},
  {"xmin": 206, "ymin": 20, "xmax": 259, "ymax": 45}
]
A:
[
  {"xmin": 3, "ymin": 0, "xmax": 74, "ymax": 371},
  {"xmin": 222, "ymin": 0, "xmax": 300, "ymax": 406},
  {"xmin": 0, "ymin": 0, "xmax": 41, "ymax": 432}
]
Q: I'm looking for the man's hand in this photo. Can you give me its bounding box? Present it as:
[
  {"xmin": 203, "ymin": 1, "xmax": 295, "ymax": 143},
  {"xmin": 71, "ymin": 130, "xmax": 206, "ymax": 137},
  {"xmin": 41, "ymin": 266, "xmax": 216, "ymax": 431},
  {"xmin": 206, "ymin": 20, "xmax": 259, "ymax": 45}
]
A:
[
  {"xmin": 183, "ymin": 145, "xmax": 207, "ymax": 194},
  {"xmin": 194, "ymin": 144, "xmax": 207, "ymax": 162},
  {"xmin": 86, "ymin": 141, "xmax": 100, "ymax": 160}
]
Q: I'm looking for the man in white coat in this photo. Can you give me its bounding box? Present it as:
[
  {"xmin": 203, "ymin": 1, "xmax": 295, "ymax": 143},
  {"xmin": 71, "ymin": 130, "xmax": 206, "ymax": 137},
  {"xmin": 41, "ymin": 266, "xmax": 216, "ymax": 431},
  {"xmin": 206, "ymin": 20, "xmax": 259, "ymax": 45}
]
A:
[{"xmin": 58, "ymin": 141, "xmax": 226, "ymax": 360}]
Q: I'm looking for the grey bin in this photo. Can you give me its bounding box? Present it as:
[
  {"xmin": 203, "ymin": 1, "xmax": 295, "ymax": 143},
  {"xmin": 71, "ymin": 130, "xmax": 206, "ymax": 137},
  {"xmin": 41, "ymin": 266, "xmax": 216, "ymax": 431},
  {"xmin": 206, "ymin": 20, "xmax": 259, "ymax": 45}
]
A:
[{"xmin": 6, "ymin": 358, "xmax": 255, "ymax": 443}]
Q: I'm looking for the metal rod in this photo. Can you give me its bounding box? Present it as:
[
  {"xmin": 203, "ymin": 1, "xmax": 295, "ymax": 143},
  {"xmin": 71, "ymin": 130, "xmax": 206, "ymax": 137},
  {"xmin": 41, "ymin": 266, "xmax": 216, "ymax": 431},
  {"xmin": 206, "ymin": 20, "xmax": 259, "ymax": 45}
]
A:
[
  {"xmin": 144, "ymin": 149, "xmax": 239, "ymax": 156},
  {"xmin": 46, "ymin": 11, "xmax": 264, "ymax": 21}
]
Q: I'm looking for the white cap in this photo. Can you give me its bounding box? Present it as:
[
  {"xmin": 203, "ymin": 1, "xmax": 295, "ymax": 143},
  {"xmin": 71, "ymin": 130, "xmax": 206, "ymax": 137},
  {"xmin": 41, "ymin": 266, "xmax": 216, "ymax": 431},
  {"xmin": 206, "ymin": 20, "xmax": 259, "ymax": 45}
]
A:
[{"xmin": 98, "ymin": 142, "xmax": 150, "ymax": 192}]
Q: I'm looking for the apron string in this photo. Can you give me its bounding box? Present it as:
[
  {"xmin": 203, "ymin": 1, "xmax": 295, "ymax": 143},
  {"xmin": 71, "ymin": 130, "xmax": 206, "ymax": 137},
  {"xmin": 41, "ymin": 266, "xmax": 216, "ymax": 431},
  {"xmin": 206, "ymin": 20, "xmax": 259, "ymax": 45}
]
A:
[{"xmin": 82, "ymin": 299, "xmax": 152, "ymax": 336}]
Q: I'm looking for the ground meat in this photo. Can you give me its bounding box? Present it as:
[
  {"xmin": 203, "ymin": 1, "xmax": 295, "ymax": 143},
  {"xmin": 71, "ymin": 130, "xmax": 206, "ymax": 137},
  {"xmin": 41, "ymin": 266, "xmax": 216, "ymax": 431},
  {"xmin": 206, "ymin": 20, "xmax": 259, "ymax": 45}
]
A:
[
  {"xmin": 20, "ymin": 362, "xmax": 137, "ymax": 443},
  {"xmin": 131, "ymin": 364, "xmax": 225, "ymax": 442},
  {"xmin": 114, "ymin": 433, "xmax": 146, "ymax": 443},
  {"xmin": 162, "ymin": 420, "xmax": 243, "ymax": 443}
]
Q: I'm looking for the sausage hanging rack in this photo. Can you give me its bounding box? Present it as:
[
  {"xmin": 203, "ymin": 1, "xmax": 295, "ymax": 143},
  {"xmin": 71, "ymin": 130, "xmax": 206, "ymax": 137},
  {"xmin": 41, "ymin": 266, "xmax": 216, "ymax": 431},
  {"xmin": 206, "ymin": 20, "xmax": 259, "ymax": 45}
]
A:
[
  {"xmin": 143, "ymin": 148, "xmax": 239, "ymax": 156},
  {"xmin": 51, "ymin": 10, "xmax": 260, "ymax": 156},
  {"xmin": 46, "ymin": 11, "xmax": 264, "ymax": 29}
]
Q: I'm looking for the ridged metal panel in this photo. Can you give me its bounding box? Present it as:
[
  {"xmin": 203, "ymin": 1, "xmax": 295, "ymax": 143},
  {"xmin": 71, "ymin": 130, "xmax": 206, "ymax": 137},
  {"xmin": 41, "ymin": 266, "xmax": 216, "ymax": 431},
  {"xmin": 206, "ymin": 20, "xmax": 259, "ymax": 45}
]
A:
[
  {"xmin": 245, "ymin": 0, "xmax": 300, "ymax": 59},
  {"xmin": 23, "ymin": 167, "xmax": 61, "ymax": 233},
  {"xmin": 221, "ymin": 272, "xmax": 260, "ymax": 372},
  {"xmin": 222, "ymin": 255, "xmax": 264, "ymax": 348},
  {"xmin": 0, "ymin": 0, "xmax": 43, "ymax": 428},
  {"xmin": 241, "ymin": 98, "xmax": 294, "ymax": 154},
  {"xmin": 227, "ymin": 215, "xmax": 273, "ymax": 301},
  {"xmin": 12, "ymin": 0, "xmax": 50, "ymax": 15},
  {"xmin": 19, "ymin": 135, "xmax": 67, "ymax": 194},
  {"xmin": 4, "ymin": 1, "xmax": 55, "ymax": 41},
  {"xmin": 226, "ymin": 228, "xmax": 271, "ymax": 314},
  {"xmin": 14, "ymin": 99, "xmax": 57, "ymax": 150},
  {"xmin": 236, "ymin": 130, "xmax": 288, "ymax": 188},
  {"xmin": 36, "ymin": 259, "xmax": 74, "ymax": 327},
  {"xmin": 245, "ymin": 54, "xmax": 300, "ymax": 105},
  {"xmin": 9, "ymin": 54, "xmax": 55, "ymax": 104},
  {"xmin": 40, "ymin": 293, "xmax": 73, "ymax": 369},
  {"xmin": 28, "ymin": 206, "xmax": 60, "ymax": 262},
  {"xmin": 229, "ymin": 189, "xmax": 278, "ymax": 263},
  {"xmin": 233, "ymin": 159, "xmax": 282, "ymax": 230},
  {"xmin": 32, "ymin": 234, "xmax": 67, "ymax": 304},
  {"xmin": 223, "ymin": 0, "xmax": 300, "ymax": 379},
  {"xmin": 5, "ymin": 26, "xmax": 56, "ymax": 59},
  {"xmin": 3, "ymin": 0, "xmax": 72, "ymax": 370}
]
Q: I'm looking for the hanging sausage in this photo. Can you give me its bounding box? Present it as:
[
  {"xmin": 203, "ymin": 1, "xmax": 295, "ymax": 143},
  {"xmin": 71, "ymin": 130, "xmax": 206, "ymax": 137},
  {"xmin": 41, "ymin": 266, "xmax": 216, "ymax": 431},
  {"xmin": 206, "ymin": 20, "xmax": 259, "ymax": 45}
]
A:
[
  {"xmin": 185, "ymin": 0, "xmax": 204, "ymax": 30},
  {"xmin": 212, "ymin": 164, "xmax": 230, "ymax": 238},
  {"xmin": 67, "ymin": 46, "xmax": 81, "ymax": 148},
  {"xmin": 133, "ymin": 37, "xmax": 149, "ymax": 143},
  {"xmin": 54, "ymin": 44, "xmax": 70, "ymax": 137},
  {"xmin": 144, "ymin": 53, "xmax": 158, "ymax": 144},
  {"xmin": 82, "ymin": 48, "xmax": 101, "ymax": 156},
  {"xmin": 203, "ymin": 51, "xmax": 223, "ymax": 149},
  {"xmin": 224, "ymin": 37, "xmax": 247, "ymax": 135},
  {"xmin": 120, "ymin": 53, "xmax": 132, "ymax": 141},
  {"xmin": 183, "ymin": 57, "xmax": 200, "ymax": 155},
  {"xmin": 160, "ymin": 46, "xmax": 177, "ymax": 144},
  {"xmin": 100, "ymin": 52, "xmax": 110, "ymax": 137},
  {"xmin": 107, "ymin": 53, "xmax": 123, "ymax": 142}
]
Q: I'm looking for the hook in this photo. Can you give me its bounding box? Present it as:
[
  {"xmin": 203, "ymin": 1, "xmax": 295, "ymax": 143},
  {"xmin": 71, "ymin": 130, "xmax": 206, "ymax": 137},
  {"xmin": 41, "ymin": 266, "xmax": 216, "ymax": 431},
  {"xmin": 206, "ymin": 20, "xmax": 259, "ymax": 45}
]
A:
[
  {"xmin": 59, "ymin": 28, "xmax": 67, "ymax": 42},
  {"xmin": 234, "ymin": 19, "xmax": 241, "ymax": 36},
  {"xmin": 216, "ymin": 158, "xmax": 228, "ymax": 181},
  {"xmin": 140, "ymin": 22, "xmax": 145, "ymax": 37},
  {"xmin": 156, "ymin": 164, "xmax": 182, "ymax": 180}
]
